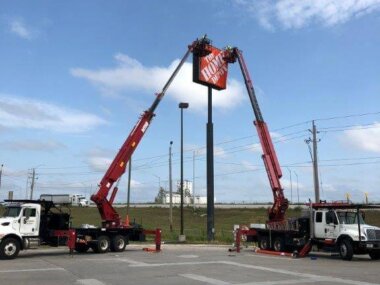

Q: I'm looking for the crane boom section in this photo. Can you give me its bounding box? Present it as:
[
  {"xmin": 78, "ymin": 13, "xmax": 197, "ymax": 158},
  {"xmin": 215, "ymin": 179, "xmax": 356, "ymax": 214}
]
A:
[
  {"xmin": 224, "ymin": 48, "xmax": 288, "ymax": 222},
  {"xmin": 91, "ymin": 37, "xmax": 212, "ymax": 227}
]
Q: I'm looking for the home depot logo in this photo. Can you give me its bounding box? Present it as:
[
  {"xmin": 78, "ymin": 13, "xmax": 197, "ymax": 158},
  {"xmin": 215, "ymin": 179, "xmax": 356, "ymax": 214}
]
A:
[{"xmin": 193, "ymin": 46, "xmax": 228, "ymax": 90}]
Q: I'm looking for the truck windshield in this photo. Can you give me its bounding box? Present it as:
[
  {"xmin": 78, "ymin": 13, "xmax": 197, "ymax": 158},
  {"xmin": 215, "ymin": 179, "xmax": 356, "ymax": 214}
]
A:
[
  {"xmin": 337, "ymin": 211, "xmax": 365, "ymax": 224},
  {"xmin": 2, "ymin": 207, "xmax": 22, "ymax": 218}
]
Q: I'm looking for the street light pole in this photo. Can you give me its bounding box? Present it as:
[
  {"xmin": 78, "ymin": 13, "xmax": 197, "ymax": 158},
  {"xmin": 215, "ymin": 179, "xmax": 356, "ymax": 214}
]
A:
[
  {"xmin": 287, "ymin": 167, "xmax": 293, "ymax": 204},
  {"xmin": 179, "ymin": 102, "xmax": 189, "ymax": 241},
  {"xmin": 169, "ymin": 141, "xmax": 173, "ymax": 231},
  {"xmin": 294, "ymin": 171, "xmax": 299, "ymax": 204}
]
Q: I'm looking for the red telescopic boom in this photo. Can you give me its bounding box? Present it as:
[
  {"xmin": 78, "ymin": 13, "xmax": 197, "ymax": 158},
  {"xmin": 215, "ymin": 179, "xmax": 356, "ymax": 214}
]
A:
[
  {"xmin": 224, "ymin": 48, "xmax": 288, "ymax": 223},
  {"xmin": 91, "ymin": 37, "xmax": 212, "ymax": 228}
]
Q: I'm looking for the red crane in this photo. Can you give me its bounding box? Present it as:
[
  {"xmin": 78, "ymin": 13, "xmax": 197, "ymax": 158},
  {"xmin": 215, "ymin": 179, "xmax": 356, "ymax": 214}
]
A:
[
  {"xmin": 91, "ymin": 37, "xmax": 212, "ymax": 228},
  {"xmin": 223, "ymin": 48, "xmax": 289, "ymax": 224}
]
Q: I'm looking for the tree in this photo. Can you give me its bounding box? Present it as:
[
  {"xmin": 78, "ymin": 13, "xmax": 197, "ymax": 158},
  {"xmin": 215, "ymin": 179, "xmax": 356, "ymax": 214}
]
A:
[{"xmin": 154, "ymin": 187, "xmax": 166, "ymax": 204}]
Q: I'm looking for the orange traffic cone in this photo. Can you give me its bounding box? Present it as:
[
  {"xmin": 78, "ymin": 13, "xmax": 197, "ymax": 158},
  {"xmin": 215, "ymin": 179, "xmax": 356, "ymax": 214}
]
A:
[{"xmin": 125, "ymin": 215, "xmax": 130, "ymax": 226}]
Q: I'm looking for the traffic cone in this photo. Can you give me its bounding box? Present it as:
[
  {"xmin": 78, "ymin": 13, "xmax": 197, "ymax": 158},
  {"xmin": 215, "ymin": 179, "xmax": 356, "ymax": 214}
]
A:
[{"xmin": 125, "ymin": 215, "xmax": 130, "ymax": 226}]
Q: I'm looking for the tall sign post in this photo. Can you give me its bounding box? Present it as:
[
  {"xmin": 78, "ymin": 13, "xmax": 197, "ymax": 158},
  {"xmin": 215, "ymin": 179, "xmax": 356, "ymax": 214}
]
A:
[{"xmin": 192, "ymin": 38, "xmax": 229, "ymax": 241}]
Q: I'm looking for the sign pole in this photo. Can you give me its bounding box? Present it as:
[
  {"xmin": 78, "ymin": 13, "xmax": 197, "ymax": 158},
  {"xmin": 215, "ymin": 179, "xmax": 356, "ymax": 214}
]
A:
[{"xmin": 207, "ymin": 86, "xmax": 214, "ymax": 241}]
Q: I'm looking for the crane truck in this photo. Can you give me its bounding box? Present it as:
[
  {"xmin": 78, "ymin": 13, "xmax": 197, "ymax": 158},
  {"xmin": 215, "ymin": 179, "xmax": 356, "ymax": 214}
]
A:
[
  {"xmin": 223, "ymin": 47, "xmax": 380, "ymax": 261},
  {"xmin": 0, "ymin": 36, "xmax": 213, "ymax": 260}
]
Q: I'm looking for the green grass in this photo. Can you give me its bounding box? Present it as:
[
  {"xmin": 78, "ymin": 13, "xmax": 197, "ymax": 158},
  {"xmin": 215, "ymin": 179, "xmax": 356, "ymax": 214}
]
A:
[
  {"xmin": 1, "ymin": 205, "xmax": 379, "ymax": 243},
  {"xmin": 68, "ymin": 206, "xmax": 303, "ymax": 243}
]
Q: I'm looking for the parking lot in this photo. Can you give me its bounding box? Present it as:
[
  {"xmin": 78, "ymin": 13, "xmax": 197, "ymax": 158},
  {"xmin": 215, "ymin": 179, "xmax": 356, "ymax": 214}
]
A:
[{"xmin": 0, "ymin": 244, "xmax": 379, "ymax": 285}]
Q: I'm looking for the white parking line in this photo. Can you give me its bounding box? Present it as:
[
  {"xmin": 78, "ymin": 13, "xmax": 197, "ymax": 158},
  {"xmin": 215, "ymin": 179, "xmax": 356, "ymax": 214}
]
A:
[
  {"xmin": 76, "ymin": 279, "xmax": 106, "ymax": 285},
  {"xmin": 0, "ymin": 268, "xmax": 66, "ymax": 273},
  {"xmin": 130, "ymin": 261, "xmax": 218, "ymax": 267},
  {"xmin": 178, "ymin": 254, "xmax": 199, "ymax": 258},
  {"xmin": 130, "ymin": 260, "xmax": 380, "ymax": 285},
  {"xmin": 181, "ymin": 274, "xmax": 230, "ymax": 285},
  {"xmin": 181, "ymin": 274, "xmax": 318, "ymax": 285},
  {"xmin": 119, "ymin": 258, "xmax": 148, "ymax": 266}
]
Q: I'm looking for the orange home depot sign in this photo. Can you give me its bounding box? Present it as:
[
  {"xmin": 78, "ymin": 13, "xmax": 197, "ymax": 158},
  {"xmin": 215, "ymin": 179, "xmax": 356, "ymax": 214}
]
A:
[{"xmin": 193, "ymin": 46, "xmax": 228, "ymax": 90}]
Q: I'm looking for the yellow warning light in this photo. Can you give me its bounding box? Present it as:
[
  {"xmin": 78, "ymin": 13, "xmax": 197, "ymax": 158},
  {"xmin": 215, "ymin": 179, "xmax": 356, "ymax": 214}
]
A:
[
  {"xmin": 132, "ymin": 142, "xmax": 136, "ymax": 147},
  {"xmin": 120, "ymin": 161, "xmax": 125, "ymax": 167}
]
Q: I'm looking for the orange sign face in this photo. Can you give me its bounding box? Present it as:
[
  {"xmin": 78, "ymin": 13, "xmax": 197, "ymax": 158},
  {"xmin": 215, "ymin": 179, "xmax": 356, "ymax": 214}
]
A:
[{"xmin": 193, "ymin": 46, "xmax": 228, "ymax": 90}]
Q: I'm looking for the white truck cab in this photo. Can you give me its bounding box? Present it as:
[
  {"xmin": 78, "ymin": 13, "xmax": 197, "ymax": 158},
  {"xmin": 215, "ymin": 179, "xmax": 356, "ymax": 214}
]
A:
[
  {"xmin": 0, "ymin": 203, "xmax": 41, "ymax": 258},
  {"xmin": 312, "ymin": 208, "xmax": 380, "ymax": 260}
]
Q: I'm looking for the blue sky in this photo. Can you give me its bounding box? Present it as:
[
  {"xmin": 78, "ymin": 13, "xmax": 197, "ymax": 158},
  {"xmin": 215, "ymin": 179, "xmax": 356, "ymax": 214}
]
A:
[{"xmin": 1, "ymin": 0, "xmax": 380, "ymax": 204}]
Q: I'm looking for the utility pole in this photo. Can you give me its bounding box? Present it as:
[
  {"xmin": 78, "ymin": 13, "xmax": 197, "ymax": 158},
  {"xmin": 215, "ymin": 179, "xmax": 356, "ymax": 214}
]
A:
[
  {"xmin": 30, "ymin": 168, "xmax": 36, "ymax": 200},
  {"xmin": 126, "ymin": 158, "xmax": 132, "ymax": 217},
  {"xmin": 0, "ymin": 164, "xmax": 3, "ymax": 189},
  {"xmin": 306, "ymin": 120, "xmax": 320, "ymax": 203},
  {"xmin": 169, "ymin": 141, "xmax": 173, "ymax": 231}
]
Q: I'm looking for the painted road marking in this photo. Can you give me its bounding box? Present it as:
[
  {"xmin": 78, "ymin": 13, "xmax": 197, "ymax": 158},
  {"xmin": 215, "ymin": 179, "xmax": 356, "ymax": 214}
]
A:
[
  {"xmin": 181, "ymin": 274, "xmax": 318, "ymax": 285},
  {"xmin": 76, "ymin": 279, "xmax": 106, "ymax": 285},
  {"xmin": 178, "ymin": 254, "xmax": 199, "ymax": 258},
  {"xmin": 82, "ymin": 257, "xmax": 147, "ymax": 266},
  {"xmin": 131, "ymin": 260, "xmax": 380, "ymax": 285},
  {"xmin": 181, "ymin": 274, "xmax": 230, "ymax": 285},
  {"xmin": 0, "ymin": 268, "xmax": 65, "ymax": 273},
  {"xmin": 130, "ymin": 261, "xmax": 218, "ymax": 267},
  {"xmin": 221, "ymin": 261, "xmax": 380, "ymax": 285}
]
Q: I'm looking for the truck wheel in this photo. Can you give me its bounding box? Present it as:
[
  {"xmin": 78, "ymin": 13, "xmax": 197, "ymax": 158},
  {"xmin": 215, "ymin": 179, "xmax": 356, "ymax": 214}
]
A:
[
  {"xmin": 111, "ymin": 235, "xmax": 127, "ymax": 252},
  {"xmin": 75, "ymin": 243, "xmax": 90, "ymax": 253},
  {"xmin": 258, "ymin": 236, "xmax": 269, "ymax": 250},
  {"xmin": 273, "ymin": 237, "xmax": 284, "ymax": 252},
  {"xmin": 0, "ymin": 238, "xmax": 20, "ymax": 260},
  {"xmin": 339, "ymin": 239, "xmax": 354, "ymax": 261},
  {"xmin": 369, "ymin": 251, "xmax": 380, "ymax": 260},
  {"xmin": 93, "ymin": 236, "xmax": 110, "ymax": 253}
]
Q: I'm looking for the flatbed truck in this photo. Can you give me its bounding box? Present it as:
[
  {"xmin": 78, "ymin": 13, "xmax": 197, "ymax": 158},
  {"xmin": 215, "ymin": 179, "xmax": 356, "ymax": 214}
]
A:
[
  {"xmin": 236, "ymin": 202, "xmax": 380, "ymax": 260},
  {"xmin": 223, "ymin": 46, "xmax": 380, "ymax": 261},
  {"xmin": 0, "ymin": 199, "xmax": 158, "ymax": 259},
  {"xmin": 0, "ymin": 36, "xmax": 211, "ymax": 260}
]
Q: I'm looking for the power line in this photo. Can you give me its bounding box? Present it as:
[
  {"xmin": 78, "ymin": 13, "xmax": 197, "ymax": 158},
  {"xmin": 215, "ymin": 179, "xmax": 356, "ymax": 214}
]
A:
[{"xmin": 315, "ymin": 111, "xmax": 380, "ymax": 122}]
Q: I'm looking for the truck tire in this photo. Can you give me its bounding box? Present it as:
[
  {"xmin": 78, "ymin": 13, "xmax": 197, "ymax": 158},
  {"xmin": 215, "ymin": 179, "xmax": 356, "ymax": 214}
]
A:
[
  {"xmin": 339, "ymin": 239, "xmax": 354, "ymax": 261},
  {"xmin": 75, "ymin": 243, "xmax": 90, "ymax": 253},
  {"xmin": 258, "ymin": 236, "xmax": 269, "ymax": 250},
  {"xmin": 273, "ymin": 237, "xmax": 284, "ymax": 252},
  {"xmin": 93, "ymin": 236, "xmax": 110, "ymax": 253},
  {"xmin": 369, "ymin": 251, "xmax": 380, "ymax": 260},
  {"xmin": 111, "ymin": 235, "xmax": 127, "ymax": 252},
  {"xmin": 0, "ymin": 237, "xmax": 20, "ymax": 260}
]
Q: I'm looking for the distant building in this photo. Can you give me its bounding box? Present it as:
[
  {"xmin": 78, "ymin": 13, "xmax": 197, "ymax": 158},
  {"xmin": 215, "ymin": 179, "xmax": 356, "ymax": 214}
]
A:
[
  {"xmin": 176, "ymin": 180, "xmax": 193, "ymax": 195},
  {"xmin": 163, "ymin": 193, "xmax": 191, "ymax": 204},
  {"xmin": 157, "ymin": 179, "xmax": 207, "ymax": 205}
]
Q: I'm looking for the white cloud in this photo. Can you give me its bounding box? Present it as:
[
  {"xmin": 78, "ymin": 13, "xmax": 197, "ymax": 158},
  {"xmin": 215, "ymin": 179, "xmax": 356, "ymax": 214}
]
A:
[
  {"xmin": 71, "ymin": 54, "xmax": 246, "ymax": 112},
  {"xmin": 85, "ymin": 148, "xmax": 114, "ymax": 172},
  {"xmin": 241, "ymin": 160, "xmax": 260, "ymax": 171},
  {"xmin": 343, "ymin": 122, "xmax": 380, "ymax": 153},
  {"xmin": 0, "ymin": 95, "xmax": 106, "ymax": 133},
  {"xmin": 191, "ymin": 145, "xmax": 227, "ymax": 157},
  {"xmin": 248, "ymin": 143, "xmax": 262, "ymax": 153},
  {"xmin": 9, "ymin": 19, "xmax": 34, "ymax": 39},
  {"xmin": 234, "ymin": 0, "xmax": 380, "ymax": 30},
  {"xmin": 0, "ymin": 140, "xmax": 66, "ymax": 152},
  {"xmin": 214, "ymin": 146, "xmax": 228, "ymax": 157}
]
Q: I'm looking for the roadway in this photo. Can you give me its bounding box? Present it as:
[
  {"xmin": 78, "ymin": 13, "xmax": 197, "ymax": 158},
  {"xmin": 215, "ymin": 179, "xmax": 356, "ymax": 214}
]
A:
[{"xmin": 0, "ymin": 244, "xmax": 378, "ymax": 285}]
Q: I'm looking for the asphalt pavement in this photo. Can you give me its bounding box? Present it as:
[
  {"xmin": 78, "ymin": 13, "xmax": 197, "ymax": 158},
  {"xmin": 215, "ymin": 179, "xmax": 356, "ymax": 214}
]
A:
[{"xmin": 0, "ymin": 244, "xmax": 378, "ymax": 285}]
